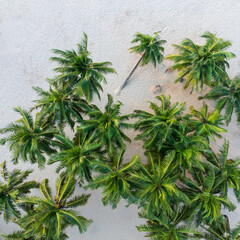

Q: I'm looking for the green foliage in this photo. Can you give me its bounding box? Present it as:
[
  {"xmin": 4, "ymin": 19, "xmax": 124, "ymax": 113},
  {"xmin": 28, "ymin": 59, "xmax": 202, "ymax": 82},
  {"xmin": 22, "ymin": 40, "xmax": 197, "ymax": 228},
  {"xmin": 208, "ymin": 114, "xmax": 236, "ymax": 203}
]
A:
[
  {"xmin": 189, "ymin": 102, "xmax": 227, "ymax": 140},
  {"xmin": 199, "ymin": 75, "xmax": 240, "ymax": 125},
  {"xmin": 205, "ymin": 141, "xmax": 240, "ymax": 201},
  {"xmin": 166, "ymin": 32, "xmax": 235, "ymax": 91},
  {"xmin": 32, "ymin": 85, "xmax": 89, "ymax": 130},
  {"xmin": 50, "ymin": 33, "xmax": 116, "ymax": 101},
  {"xmin": 78, "ymin": 94, "xmax": 132, "ymax": 155},
  {"xmin": 0, "ymin": 107, "xmax": 57, "ymax": 168},
  {"xmin": 0, "ymin": 161, "xmax": 39, "ymax": 223},
  {"xmin": 161, "ymin": 125, "xmax": 208, "ymax": 172},
  {"xmin": 131, "ymin": 152, "xmax": 189, "ymax": 216},
  {"xmin": 134, "ymin": 94, "xmax": 186, "ymax": 151},
  {"xmin": 137, "ymin": 205, "xmax": 202, "ymax": 240},
  {"xmin": 48, "ymin": 131, "xmax": 102, "ymax": 184},
  {"xmin": 17, "ymin": 175, "xmax": 92, "ymax": 239},
  {"xmin": 182, "ymin": 167, "xmax": 235, "ymax": 224},
  {"xmin": 130, "ymin": 31, "xmax": 166, "ymax": 67},
  {"xmin": 87, "ymin": 150, "xmax": 140, "ymax": 208},
  {"xmin": 202, "ymin": 215, "xmax": 240, "ymax": 240}
]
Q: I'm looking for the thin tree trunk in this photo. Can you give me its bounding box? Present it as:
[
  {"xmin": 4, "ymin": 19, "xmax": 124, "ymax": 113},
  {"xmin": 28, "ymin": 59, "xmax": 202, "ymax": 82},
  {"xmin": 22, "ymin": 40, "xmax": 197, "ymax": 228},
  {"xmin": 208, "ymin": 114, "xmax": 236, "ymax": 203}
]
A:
[{"xmin": 115, "ymin": 56, "xmax": 143, "ymax": 95}]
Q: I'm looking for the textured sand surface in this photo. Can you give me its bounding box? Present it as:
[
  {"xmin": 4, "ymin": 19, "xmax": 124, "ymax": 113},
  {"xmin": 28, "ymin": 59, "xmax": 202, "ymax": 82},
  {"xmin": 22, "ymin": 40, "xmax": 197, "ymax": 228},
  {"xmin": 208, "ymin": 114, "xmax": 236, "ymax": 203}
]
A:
[{"xmin": 0, "ymin": 1, "xmax": 240, "ymax": 239}]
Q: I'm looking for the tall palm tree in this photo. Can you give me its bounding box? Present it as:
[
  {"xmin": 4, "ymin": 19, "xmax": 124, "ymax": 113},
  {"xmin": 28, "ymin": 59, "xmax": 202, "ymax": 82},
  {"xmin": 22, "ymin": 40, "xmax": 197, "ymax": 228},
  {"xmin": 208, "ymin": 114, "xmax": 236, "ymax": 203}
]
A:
[
  {"xmin": 182, "ymin": 167, "xmax": 235, "ymax": 224},
  {"xmin": 48, "ymin": 131, "xmax": 102, "ymax": 184},
  {"xmin": 78, "ymin": 94, "xmax": 132, "ymax": 155},
  {"xmin": 137, "ymin": 205, "xmax": 202, "ymax": 240},
  {"xmin": 202, "ymin": 215, "xmax": 240, "ymax": 240},
  {"xmin": 166, "ymin": 32, "xmax": 235, "ymax": 91},
  {"xmin": 161, "ymin": 126, "xmax": 208, "ymax": 173},
  {"xmin": 17, "ymin": 175, "xmax": 92, "ymax": 239},
  {"xmin": 32, "ymin": 85, "xmax": 89, "ymax": 130},
  {"xmin": 50, "ymin": 33, "xmax": 116, "ymax": 101},
  {"xmin": 0, "ymin": 161, "xmax": 39, "ymax": 223},
  {"xmin": 87, "ymin": 150, "xmax": 141, "ymax": 208},
  {"xmin": 131, "ymin": 152, "xmax": 189, "ymax": 216},
  {"xmin": 199, "ymin": 75, "xmax": 240, "ymax": 125},
  {"xmin": 2, "ymin": 222, "xmax": 68, "ymax": 240},
  {"xmin": 204, "ymin": 141, "xmax": 240, "ymax": 201},
  {"xmin": 134, "ymin": 94, "xmax": 186, "ymax": 151},
  {"xmin": 0, "ymin": 107, "xmax": 58, "ymax": 168},
  {"xmin": 115, "ymin": 31, "xmax": 166, "ymax": 94},
  {"xmin": 189, "ymin": 102, "xmax": 226, "ymax": 140}
]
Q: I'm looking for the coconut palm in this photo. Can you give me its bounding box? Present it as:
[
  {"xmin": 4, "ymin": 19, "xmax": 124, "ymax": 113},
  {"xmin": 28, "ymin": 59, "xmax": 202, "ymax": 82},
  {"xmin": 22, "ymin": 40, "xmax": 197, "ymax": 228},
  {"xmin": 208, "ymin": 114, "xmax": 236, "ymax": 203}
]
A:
[
  {"xmin": 2, "ymin": 222, "xmax": 68, "ymax": 240},
  {"xmin": 48, "ymin": 131, "xmax": 102, "ymax": 184},
  {"xmin": 204, "ymin": 141, "xmax": 240, "ymax": 201},
  {"xmin": 87, "ymin": 150, "xmax": 141, "ymax": 208},
  {"xmin": 202, "ymin": 215, "xmax": 240, "ymax": 240},
  {"xmin": 78, "ymin": 94, "xmax": 132, "ymax": 155},
  {"xmin": 50, "ymin": 33, "xmax": 116, "ymax": 101},
  {"xmin": 189, "ymin": 102, "xmax": 226, "ymax": 140},
  {"xmin": 32, "ymin": 85, "xmax": 89, "ymax": 130},
  {"xmin": 137, "ymin": 205, "xmax": 202, "ymax": 240},
  {"xmin": 199, "ymin": 75, "xmax": 240, "ymax": 125},
  {"xmin": 115, "ymin": 31, "xmax": 166, "ymax": 94},
  {"xmin": 166, "ymin": 32, "xmax": 235, "ymax": 91},
  {"xmin": 131, "ymin": 152, "xmax": 189, "ymax": 216},
  {"xmin": 0, "ymin": 107, "xmax": 58, "ymax": 168},
  {"xmin": 0, "ymin": 161, "xmax": 39, "ymax": 223},
  {"xmin": 134, "ymin": 94, "xmax": 186, "ymax": 151},
  {"xmin": 17, "ymin": 175, "xmax": 92, "ymax": 239},
  {"xmin": 161, "ymin": 125, "xmax": 208, "ymax": 173},
  {"xmin": 182, "ymin": 167, "xmax": 235, "ymax": 224}
]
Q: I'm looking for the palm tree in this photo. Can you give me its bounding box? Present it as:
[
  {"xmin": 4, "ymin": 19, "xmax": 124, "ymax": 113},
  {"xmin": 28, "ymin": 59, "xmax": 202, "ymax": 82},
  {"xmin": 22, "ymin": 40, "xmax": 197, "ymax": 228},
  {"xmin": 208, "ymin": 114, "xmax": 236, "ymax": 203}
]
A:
[
  {"xmin": 134, "ymin": 94, "xmax": 186, "ymax": 151},
  {"xmin": 78, "ymin": 94, "xmax": 132, "ymax": 155},
  {"xmin": 131, "ymin": 152, "xmax": 189, "ymax": 216},
  {"xmin": 0, "ymin": 107, "xmax": 58, "ymax": 168},
  {"xmin": 50, "ymin": 33, "xmax": 116, "ymax": 101},
  {"xmin": 182, "ymin": 167, "xmax": 235, "ymax": 224},
  {"xmin": 199, "ymin": 75, "xmax": 240, "ymax": 125},
  {"xmin": 137, "ymin": 205, "xmax": 202, "ymax": 240},
  {"xmin": 48, "ymin": 131, "xmax": 102, "ymax": 184},
  {"xmin": 17, "ymin": 175, "xmax": 92, "ymax": 239},
  {"xmin": 166, "ymin": 32, "xmax": 235, "ymax": 91},
  {"xmin": 189, "ymin": 102, "xmax": 226, "ymax": 140},
  {"xmin": 115, "ymin": 31, "xmax": 166, "ymax": 94},
  {"xmin": 2, "ymin": 222, "xmax": 68, "ymax": 240},
  {"xmin": 202, "ymin": 215, "xmax": 240, "ymax": 240},
  {"xmin": 32, "ymin": 85, "xmax": 89, "ymax": 130},
  {"xmin": 161, "ymin": 126, "xmax": 208, "ymax": 173},
  {"xmin": 0, "ymin": 161, "xmax": 39, "ymax": 223},
  {"xmin": 87, "ymin": 150, "xmax": 140, "ymax": 208},
  {"xmin": 204, "ymin": 141, "xmax": 240, "ymax": 201}
]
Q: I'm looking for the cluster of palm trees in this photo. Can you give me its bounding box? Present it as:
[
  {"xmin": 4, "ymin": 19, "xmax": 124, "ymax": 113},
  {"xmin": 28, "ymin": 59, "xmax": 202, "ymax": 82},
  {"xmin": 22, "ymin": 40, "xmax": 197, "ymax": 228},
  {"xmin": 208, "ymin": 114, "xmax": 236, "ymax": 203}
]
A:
[{"xmin": 0, "ymin": 31, "xmax": 240, "ymax": 239}]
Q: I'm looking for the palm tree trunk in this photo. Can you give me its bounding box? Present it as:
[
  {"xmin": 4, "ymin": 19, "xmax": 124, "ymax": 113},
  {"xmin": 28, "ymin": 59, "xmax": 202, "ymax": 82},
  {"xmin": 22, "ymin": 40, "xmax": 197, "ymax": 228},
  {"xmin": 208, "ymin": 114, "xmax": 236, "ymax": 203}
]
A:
[{"xmin": 115, "ymin": 56, "xmax": 143, "ymax": 95}]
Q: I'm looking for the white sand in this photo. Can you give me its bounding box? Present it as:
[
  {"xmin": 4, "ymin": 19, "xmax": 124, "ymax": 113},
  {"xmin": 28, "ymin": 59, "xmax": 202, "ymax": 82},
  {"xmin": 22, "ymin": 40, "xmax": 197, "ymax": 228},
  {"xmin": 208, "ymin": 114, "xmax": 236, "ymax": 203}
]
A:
[{"xmin": 0, "ymin": 1, "xmax": 240, "ymax": 239}]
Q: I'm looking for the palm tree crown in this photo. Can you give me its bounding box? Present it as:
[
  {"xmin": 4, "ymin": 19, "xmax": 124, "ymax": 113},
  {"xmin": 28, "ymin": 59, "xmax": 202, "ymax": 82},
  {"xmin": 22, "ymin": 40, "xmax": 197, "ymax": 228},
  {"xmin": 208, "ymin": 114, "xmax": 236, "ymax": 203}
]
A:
[
  {"xmin": 204, "ymin": 141, "xmax": 240, "ymax": 201},
  {"xmin": 0, "ymin": 161, "xmax": 39, "ymax": 223},
  {"xmin": 17, "ymin": 175, "xmax": 92, "ymax": 239},
  {"xmin": 48, "ymin": 132, "xmax": 102, "ymax": 184},
  {"xmin": 78, "ymin": 94, "xmax": 132, "ymax": 155},
  {"xmin": 0, "ymin": 107, "xmax": 58, "ymax": 168},
  {"xmin": 199, "ymin": 75, "xmax": 240, "ymax": 125},
  {"xmin": 137, "ymin": 205, "xmax": 202, "ymax": 240},
  {"xmin": 166, "ymin": 31, "xmax": 235, "ymax": 91},
  {"xmin": 32, "ymin": 85, "xmax": 89, "ymax": 130},
  {"xmin": 134, "ymin": 94, "xmax": 186, "ymax": 151},
  {"xmin": 189, "ymin": 102, "xmax": 226, "ymax": 140},
  {"xmin": 130, "ymin": 31, "xmax": 166, "ymax": 67},
  {"xmin": 131, "ymin": 152, "xmax": 188, "ymax": 216},
  {"xmin": 50, "ymin": 33, "xmax": 116, "ymax": 101}
]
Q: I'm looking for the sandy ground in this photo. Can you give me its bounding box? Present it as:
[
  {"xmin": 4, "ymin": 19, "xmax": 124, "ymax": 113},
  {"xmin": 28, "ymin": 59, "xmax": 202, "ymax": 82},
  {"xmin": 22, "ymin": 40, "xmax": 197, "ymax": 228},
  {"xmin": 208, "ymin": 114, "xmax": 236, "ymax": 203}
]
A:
[{"xmin": 0, "ymin": 1, "xmax": 240, "ymax": 239}]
